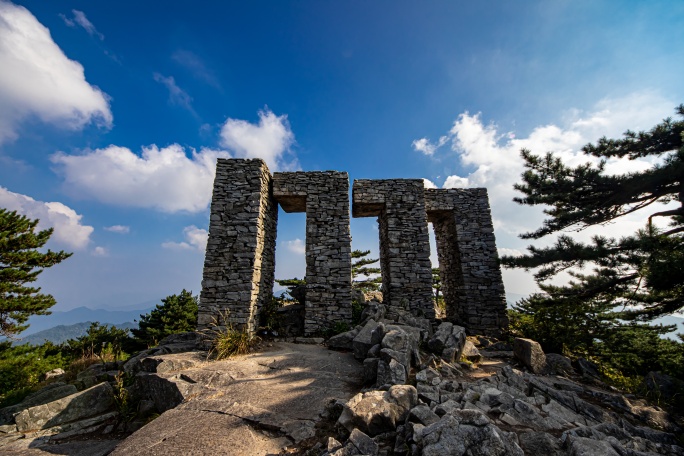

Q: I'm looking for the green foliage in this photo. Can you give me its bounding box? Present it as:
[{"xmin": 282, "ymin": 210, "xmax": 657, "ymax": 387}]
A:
[
  {"xmin": 204, "ymin": 311, "xmax": 259, "ymax": 359},
  {"xmin": 352, "ymin": 249, "xmax": 381, "ymax": 291},
  {"xmin": 502, "ymin": 105, "xmax": 684, "ymax": 321},
  {"xmin": 0, "ymin": 209, "xmax": 71, "ymax": 336},
  {"xmin": 112, "ymin": 371, "xmax": 137, "ymax": 422},
  {"xmin": 0, "ymin": 341, "xmax": 66, "ymax": 404},
  {"xmin": 432, "ymin": 268, "xmax": 446, "ymax": 317},
  {"xmin": 131, "ymin": 289, "xmax": 198, "ymax": 347},
  {"xmin": 63, "ymin": 322, "xmax": 131, "ymax": 360},
  {"xmin": 502, "ymin": 106, "xmax": 684, "ymax": 388},
  {"xmin": 275, "ymin": 277, "xmax": 306, "ymax": 305},
  {"xmin": 351, "ymin": 298, "xmax": 364, "ymax": 325},
  {"xmin": 260, "ymin": 296, "xmax": 283, "ymax": 330}
]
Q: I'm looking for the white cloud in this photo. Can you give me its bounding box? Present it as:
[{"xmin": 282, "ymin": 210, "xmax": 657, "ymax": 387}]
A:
[
  {"xmin": 92, "ymin": 246, "xmax": 108, "ymax": 257},
  {"xmin": 162, "ymin": 225, "xmax": 208, "ymax": 252},
  {"xmin": 0, "ymin": 186, "xmax": 93, "ymax": 250},
  {"xmin": 443, "ymin": 175, "xmax": 469, "ymax": 188},
  {"xmin": 498, "ymin": 247, "xmax": 523, "ymax": 257},
  {"xmin": 284, "ymin": 238, "xmax": 305, "ymax": 255},
  {"xmin": 423, "ymin": 178, "xmax": 437, "ymax": 189},
  {"xmin": 0, "ymin": 2, "xmax": 112, "ymax": 144},
  {"xmin": 60, "ymin": 10, "xmax": 103, "ymax": 40},
  {"xmin": 51, "ymin": 144, "xmax": 230, "ymax": 213},
  {"xmin": 153, "ymin": 73, "xmax": 195, "ymax": 115},
  {"xmin": 412, "ymin": 136, "xmax": 448, "ymax": 156},
  {"xmin": 219, "ymin": 109, "xmax": 298, "ymax": 171},
  {"xmin": 104, "ymin": 225, "xmax": 130, "ymax": 234},
  {"xmin": 430, "ymin": 92, "xmax": 677, "ymax": 238}
]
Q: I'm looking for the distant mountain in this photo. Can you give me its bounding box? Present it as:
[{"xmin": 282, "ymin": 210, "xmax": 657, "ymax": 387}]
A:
[
  {"xmin": 12, "ymin": 321, "xmax": 137, "ymax": 346},
  {"xmin": 14, "ymin": 306, "xmax": 154, "ymax": 338}
]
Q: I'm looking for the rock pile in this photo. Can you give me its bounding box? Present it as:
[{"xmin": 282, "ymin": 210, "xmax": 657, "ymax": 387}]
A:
[{"xmin": 324, "ymin": 324, "xmax": 683, "ymax": 456}]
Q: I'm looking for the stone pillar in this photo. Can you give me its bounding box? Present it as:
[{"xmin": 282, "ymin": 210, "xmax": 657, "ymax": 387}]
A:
[
  {"xmin": 199, "ymin": 158, "xmax": 278, "ymax": 334},
  {"xmin": 273, "ymin": 172, "xmax": 352, "ymax": 335},
  {"xmin": 424, "ymin": 188, "xmax": 507, "ymax": 336},
  {"xmin": 352, "ymin": 179, "xmax": 434, "ymax": 319}
]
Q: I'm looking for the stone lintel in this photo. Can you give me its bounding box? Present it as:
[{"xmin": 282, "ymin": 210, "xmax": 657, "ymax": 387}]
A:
[
  {"xmin": 424, "ymin": 188, "xmax": 507, "ymax": 336},
  {"xmin": 273, "ymin": 171, "xmax": 353, "ymax": 334},
  {"xmin": 352, "ymin": 179, "xmax": 434, "ymax": 320}
]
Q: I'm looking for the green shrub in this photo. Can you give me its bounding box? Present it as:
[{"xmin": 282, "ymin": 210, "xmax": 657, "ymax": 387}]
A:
[{"xmin": 132, "ymin": 290, "xmax": 198, "ymax": 347}]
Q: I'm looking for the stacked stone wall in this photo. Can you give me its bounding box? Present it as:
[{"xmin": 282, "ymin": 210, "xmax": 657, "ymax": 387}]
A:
[
  {"xmin": 198, "ymin": 159, "xmax": 278, "ymax": 333},
  {"xmin": 424, "ymin": 188, "xmax": 507, "ymax": 336},
  {"xmin": 353, "ymin": 180, "xmax": 434, "ymax": 320},
  {"xmin": 273, "ymin": 172, "xmax": 352, "ymax": 335}
]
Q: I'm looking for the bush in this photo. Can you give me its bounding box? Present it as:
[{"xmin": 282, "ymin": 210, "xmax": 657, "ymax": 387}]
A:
[
  {"xmin": 0, "ymin": 341, "xmax": 66, "ymax": 405},
  {"xmin": 132, "ymin": 290, "xmax": 198, "ymax": 347}
]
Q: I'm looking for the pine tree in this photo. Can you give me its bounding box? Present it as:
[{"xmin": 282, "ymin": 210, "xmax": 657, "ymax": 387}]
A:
[
  {"xmin": 502, "ymin": 105, "xmax": 684, "ymax": 326},
  {"xmin": 131, "ymin": 289, "xmax": 198, "ymax": 347},
  {"xmin": 352, "ymin": 249, "xmax": 381, "ymax": 292},
  {"xmin": 0, "ymin": 209, "xmax": 71, "ymax": 337}
]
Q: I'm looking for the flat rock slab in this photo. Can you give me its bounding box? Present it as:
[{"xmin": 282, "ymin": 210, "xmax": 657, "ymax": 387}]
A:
[
  {"xmin": 111, "ymin": 342, "xmax": 363, "ymax": 456},
  {"xmin": 0, "ymin": 437, "xmax": 121, "ymax": 456}
]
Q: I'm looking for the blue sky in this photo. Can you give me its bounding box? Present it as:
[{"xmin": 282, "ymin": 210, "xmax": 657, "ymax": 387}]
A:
[{"xmin": 1, "ymin": 1, "xmax": 683, "ymax": 312}]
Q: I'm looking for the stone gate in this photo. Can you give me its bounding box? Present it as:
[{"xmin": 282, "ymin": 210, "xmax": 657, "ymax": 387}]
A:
[{"xmin": 199, "ymin": 158, "xmax": 507, "ymax": 336}]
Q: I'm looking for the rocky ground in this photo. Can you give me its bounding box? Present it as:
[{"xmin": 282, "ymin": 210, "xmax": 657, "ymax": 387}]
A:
[{"xmin": 0, "ymin": 301, "xmax": 682, "ymax": 455}]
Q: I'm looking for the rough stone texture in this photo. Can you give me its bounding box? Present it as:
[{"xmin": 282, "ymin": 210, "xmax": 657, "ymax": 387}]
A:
[
  {"xmin": 199, "ymin": 158, "xmax": 278, "ymax": 333},
  {"xmin": 338, "ymin": 385, "xmax": 418, "ymax": 436},
  {"xmin": 514, "ymin": 337, "xmax": 547, "ymax": 374},
  {"xmin": 424, "ymin": 188, "xmax": 507, "ymax": 336},
  {"xmin": 14, "ymin": 382, "xmax": 115, "ymax": 433},
  {"xmin": 0, "ymin": 382, "xmax": 78, "ymax": 425},
  {"xmin": 111, "ymin": 342, "xmax": 363, "ymax": 456},
  {"xmin": 352, "ymin": 179, "xmax": 434, "ymax": 320},
  {"xmin": 273, "ymin": 172, "xmax": 352, "ymax": 334}
]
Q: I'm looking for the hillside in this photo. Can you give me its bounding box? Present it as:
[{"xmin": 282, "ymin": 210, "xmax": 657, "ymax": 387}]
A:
[{"xmin": 11, "ymin": 322, "xmax": 137, "ymax": 346}]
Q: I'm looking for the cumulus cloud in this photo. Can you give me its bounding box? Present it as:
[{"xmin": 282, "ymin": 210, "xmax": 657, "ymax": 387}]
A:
[
  {"xmin": 219, "ymin": 109, "xmax": 298, "ymax": 171},
  {"xmin": 153, "ymin": 73, "xmax": 195, "ymax": 115},
  {"xmin": 162, "ymin": 225, "xmax": 208, "ymax": 252},
  {"xmin": 0, "ymin": 2, "xmax": 112, "ymax": 144},
  {"xmin": 419, "ymin": 92, "xmax": 676, "ymax": 238},
  {"xmin": 60, "ymin": 10, "xmax": 103, "ymax": 40},
  {"xmin": 412, "ymin": 136, "xmax": 448, "ymax": 156},
  {"xmin": 423, "ymin": 179, "xmax": 437, "ymax": 189},
  {"xmin": 284, "ymin": 238, "xmax": 305, "ymax": 255},
  {"xmin": 0, "ymin": 186, "xmax": 93, "ymax": 250},
  {"xmin": 104, "ymin": 225, "xmax": 130, "ymax": 234},
  {"xmin": 51, "ymin": 144, "xmax": 230, "ymax": 213}
]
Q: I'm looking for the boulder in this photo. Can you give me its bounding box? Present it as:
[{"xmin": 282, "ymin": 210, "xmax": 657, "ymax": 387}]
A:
[
  {"xmin": 133, "ymin": 371, "xmax": 203, "ymax": 413},
  {"xmin": 518, "ymin": 431, "xmax": 564, "ymax": 456},
  {"xmin": 644, "ymin": 371, "xmax": 684, "ymax": 403},
  {"xmin": 0, "ymin": 382, "xmax": 78, "ymax": 425},
  {"xmin": 42, "ymin": 368, "xmax": 66, "ymax": 381},
  {"xmin": 338, "ymin": 385, "xmax": 418, "ymax": 436},
  {"xmin": 420, "ymin": 412, "xmax": 524, "ymax": 456},
  {"xmin": 427, "ymin": 322, "xmax": 466, "ymax": 362},
  {"xmin": 513, "ymin": 338, "xmax": 546, "ymax": 374},
  {"xmin": 360, "ymin": 302, "xmax": 386, "ymax": 324},
  {"xmin": 462, "ymin": 340, "xmax": 482, "ymax": 363},
  {"xmin": 14, "ymin": 382, "xmax": 115, "ymax": 433},
  {"xmin": 352, "ymin": 319, "xmax": 384, "ymax": 360},
  {"xmin": 545, "ymin": 353, "xmax": 574, "ymax": 375},
  {"xmin": 328, "ymin": 328, "xmax": 360, "ymax": 350},
  {"xmin": 348, "ymin": 428, "xmax": 378, "ymax": 455},
  {"xmin": 575, "ymin": 358, "xmax": 601, "ymax": 380}
]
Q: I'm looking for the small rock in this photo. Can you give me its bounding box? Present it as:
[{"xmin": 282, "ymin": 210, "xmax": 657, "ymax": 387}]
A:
[{"xmin": 348, "ymin": 428, "xmax": 379, "ymax": 455}]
